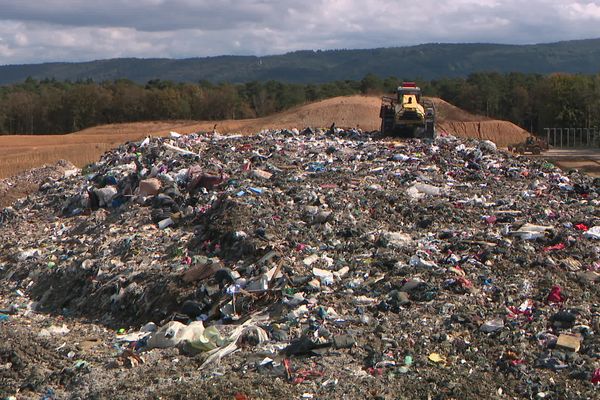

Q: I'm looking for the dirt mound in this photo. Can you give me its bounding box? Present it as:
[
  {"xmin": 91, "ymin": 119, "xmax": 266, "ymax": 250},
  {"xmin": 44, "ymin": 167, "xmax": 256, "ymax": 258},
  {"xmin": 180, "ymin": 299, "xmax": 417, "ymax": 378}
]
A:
[
  {"xmin": 259, "ymin": 95, "xmax": 381, "ymax": 131},
  {"xmin": 411, "ymin": 98, "xmax": 526, "ymax": 147},
  {"xmin": 437, "ymin": 120, "xmax": 530, "ymax": 147},
  {"xmin": 244, "ymin": 95, "xmax": 530, "ymax": 147},
  {"xmin": 430, "ymin": 98, "xmax": 530, "ymax": 146},
  {"xmin": 104, "ymin": 96, "xmax": 383, "ymax": 134},
  {"xmin": 432, "ymin": 98, "xmax": 490, "ymax": 123}
]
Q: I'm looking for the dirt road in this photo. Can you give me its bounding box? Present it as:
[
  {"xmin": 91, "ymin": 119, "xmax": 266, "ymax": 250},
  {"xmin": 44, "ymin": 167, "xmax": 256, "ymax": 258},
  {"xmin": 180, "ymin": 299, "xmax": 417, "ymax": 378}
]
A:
[{"xmin": 534, "ymin": 149, "xmax": 600, "ymax": 177}]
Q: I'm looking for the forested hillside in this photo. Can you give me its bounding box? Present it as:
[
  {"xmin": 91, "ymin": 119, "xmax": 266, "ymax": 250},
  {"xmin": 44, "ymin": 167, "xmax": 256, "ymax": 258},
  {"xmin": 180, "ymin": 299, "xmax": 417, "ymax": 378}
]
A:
[
  {"xmin": 1, "ymin": 39, "xmax": 600, "ymax": 85},
  {"xmin": 1, "ymin": 72, "xmax": 599, "ymax": 136}
]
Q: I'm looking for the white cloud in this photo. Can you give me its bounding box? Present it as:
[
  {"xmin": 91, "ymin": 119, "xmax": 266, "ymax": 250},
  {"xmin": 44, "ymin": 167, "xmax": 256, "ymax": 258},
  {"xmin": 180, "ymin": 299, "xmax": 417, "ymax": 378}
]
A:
[
  {"xmin": 0, "ymin": 0, "xmax": 599, "ymax": 64},
  {"xmin": 567, "ymin": 1, "xmax": 600, "ymax": 19}
]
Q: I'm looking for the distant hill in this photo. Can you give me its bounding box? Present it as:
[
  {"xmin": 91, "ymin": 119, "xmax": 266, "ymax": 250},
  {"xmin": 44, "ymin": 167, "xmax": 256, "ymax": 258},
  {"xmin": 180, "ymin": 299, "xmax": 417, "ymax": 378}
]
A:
[{"xmin": 1, "ymin": 39, "xmax": 600, "ymax": 84}]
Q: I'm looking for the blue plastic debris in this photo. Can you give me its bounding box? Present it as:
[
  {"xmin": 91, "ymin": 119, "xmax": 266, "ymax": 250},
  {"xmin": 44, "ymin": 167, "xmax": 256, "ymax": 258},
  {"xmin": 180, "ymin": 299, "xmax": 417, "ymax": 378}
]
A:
[
  {"xmin": 40, "ymin": 388, "xmax": 56, "ymax": 400},
  {"xmin": 307, "ymin": 162, "xmax": 326, "ymax": 172}
]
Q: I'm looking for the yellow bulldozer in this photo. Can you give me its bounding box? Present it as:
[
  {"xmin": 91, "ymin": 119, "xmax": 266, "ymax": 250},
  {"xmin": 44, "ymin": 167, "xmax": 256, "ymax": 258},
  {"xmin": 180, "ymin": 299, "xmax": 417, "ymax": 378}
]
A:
[
  {"xmin": 380, "ymin": 82, "xmax": 435, "ymax": 138},
  {"xmin": 508, "ymin": 136, "xmax": 549, "ymax": 155}
]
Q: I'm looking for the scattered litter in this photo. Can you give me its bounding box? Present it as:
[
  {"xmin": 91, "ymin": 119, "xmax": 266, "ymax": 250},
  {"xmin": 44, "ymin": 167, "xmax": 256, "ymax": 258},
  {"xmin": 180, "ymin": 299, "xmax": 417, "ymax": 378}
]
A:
[{"xmin": 1, "ymin": 128, "xmax": 599, "ymax": 398}]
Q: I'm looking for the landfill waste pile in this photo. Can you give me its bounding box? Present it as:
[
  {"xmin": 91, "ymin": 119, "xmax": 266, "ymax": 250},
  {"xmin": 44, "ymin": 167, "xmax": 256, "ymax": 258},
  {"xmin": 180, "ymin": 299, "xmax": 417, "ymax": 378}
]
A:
[
  {"xmin": 0, "ymin": 160, "xmax": 79, "ymax": 209},
  {"xmin": 1, "ymin": 128, "xmax": 599, "ymax": 399}
]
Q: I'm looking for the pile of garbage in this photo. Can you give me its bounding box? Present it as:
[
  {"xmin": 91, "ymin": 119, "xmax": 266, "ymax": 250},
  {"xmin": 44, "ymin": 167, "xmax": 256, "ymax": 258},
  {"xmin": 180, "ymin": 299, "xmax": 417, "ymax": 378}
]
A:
[
  {"xmin": 1, "ymin": 128, "xmax": 599, "ymax": 398},
  {"xmin": 0, "ymin": 160, "xmax": 79, "ymax": 209}
]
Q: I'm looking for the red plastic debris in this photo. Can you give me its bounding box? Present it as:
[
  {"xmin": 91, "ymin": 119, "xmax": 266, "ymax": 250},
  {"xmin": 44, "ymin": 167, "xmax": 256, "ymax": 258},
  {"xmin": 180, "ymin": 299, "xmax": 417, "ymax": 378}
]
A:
[
  {"xmin": 367, "ymin": 367, "xmax": 384, "ymax": 376},
  {"xmin": 543, "ymin": 243, "xmax": 565, "ymax": 252},
  {"xmin": 283, "ymin": 358, "xmax": 292, "ymax": 381},
  {"xmin": 547, "ymin": 285, "xmax": 565, "ymax": 303},
  {"xmin": 592, "ymin": 368, "xmax": 600, "ymax": 384},
  {"xmin": 484, "ymin": 216, "xmax": 497, "ymax": 224},
  {"xmin": 198, "ymin": 204, "xmax": 212, "ymax": 213},
  {"xmin": 507, "ymin": 299, "xmax": 534, "ymax": 321},
  {"xmin": 456, "ymin": 276, "xmax": 473, "ymax": 289},
  {"xmin": 292, "ymin": 369, "xmax": 324, "ymax": 384},
  {"xmin": 575, "ymin": 223, "xmax": 589, "ymax": 231},
  {"xmin": 296, "ymin": 243, "xmax": 307, "ymax": 251}
]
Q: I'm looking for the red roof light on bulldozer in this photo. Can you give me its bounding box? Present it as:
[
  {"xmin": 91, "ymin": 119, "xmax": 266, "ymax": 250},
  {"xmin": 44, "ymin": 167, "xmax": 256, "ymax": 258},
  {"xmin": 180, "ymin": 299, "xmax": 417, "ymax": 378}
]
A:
[{"xmin": 402, "ymin": 82, "xmax": 417, "ymax": 88}]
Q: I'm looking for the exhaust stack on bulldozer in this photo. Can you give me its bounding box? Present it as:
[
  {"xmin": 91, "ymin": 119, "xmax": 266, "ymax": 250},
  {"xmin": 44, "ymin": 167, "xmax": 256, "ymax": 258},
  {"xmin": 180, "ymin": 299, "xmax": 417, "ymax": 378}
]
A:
[{"xmin": 380, "ymin": 82, "xmax": 435, "ymax": 138}]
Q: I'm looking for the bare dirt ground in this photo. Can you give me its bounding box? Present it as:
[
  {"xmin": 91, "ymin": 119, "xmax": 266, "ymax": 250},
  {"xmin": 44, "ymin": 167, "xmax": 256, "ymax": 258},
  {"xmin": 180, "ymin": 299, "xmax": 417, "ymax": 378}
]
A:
[{"xmin": 530, "ymin": 149, "xmax": 600, "ymax": 177}]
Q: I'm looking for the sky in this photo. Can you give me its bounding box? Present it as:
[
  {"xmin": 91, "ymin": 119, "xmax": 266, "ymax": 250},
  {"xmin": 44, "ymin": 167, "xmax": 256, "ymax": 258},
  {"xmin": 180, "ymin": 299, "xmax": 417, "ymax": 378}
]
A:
[{"xmin": 1, "ymin": 0, "xmax": 600, "ymax": 65}]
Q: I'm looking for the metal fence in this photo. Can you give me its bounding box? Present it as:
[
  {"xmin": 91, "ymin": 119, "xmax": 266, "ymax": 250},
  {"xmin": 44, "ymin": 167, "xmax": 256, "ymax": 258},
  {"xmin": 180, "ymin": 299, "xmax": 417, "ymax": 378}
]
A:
[{"xmin": 543, "ymin": 127, "xmax": 600, "ymax": 148}]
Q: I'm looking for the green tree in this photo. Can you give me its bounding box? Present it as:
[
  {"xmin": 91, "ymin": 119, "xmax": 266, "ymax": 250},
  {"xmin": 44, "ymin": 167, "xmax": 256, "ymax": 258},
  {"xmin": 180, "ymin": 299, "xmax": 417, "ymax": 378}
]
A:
[
  {"xmin": 63, "ymin": 84, "xmax": 112, "ymax": 131},
  {"xmin": 360, "ymin": 73, "xmax": 384, "ymax": 94},
  {"xmin": 383, "ymin": 76, "xmax": 401, "ymax": 93},
  {"xmin": 4, "ymin": 91, "xmax": 37, "ymax": 133}
]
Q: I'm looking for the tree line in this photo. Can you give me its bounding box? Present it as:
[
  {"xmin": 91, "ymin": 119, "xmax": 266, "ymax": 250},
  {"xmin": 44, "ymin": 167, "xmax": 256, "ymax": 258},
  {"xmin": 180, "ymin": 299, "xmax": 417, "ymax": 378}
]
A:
[{"xmin": 1, "ymin": 72, "xmax": 599, "ymax": 135}]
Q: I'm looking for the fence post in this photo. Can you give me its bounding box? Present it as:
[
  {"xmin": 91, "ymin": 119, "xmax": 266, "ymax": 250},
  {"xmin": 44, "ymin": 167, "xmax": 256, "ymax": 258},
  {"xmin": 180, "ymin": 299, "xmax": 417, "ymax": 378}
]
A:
[
  {"xmin": 570, "ymin": 128, "xmax": 574, "ymax": 147},
  {"xmin": 586, "ymin": 128, "xmax": 590, "ymax": 146},
  {"xmin": 560, "ymin": 128, "xmax": 563, "ymax": 148}
]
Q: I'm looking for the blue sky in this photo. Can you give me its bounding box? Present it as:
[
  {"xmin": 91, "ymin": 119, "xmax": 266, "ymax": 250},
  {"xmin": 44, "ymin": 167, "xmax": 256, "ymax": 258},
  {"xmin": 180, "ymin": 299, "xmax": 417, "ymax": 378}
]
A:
[{"xmin": 1, "ymin": 0, "xmax": 599, "ymax": 64}]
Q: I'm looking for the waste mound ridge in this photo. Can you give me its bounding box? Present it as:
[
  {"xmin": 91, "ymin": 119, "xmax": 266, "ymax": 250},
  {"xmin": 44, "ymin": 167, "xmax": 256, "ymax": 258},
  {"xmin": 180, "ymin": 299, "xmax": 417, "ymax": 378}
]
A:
[
  {"xmin": 1, "ymin": 129, "xmax": 599, "ymax": 398},
  {"xmin": 73, "ymin": 95, "xmax": 531, "ymax": 149},
  {"xmin": 244, "ymin": 95, "xmax": 530, "ymax": 148},
  {"xmin": 0, "ymin": 160, "xmax": 78, "ymax": 208}
]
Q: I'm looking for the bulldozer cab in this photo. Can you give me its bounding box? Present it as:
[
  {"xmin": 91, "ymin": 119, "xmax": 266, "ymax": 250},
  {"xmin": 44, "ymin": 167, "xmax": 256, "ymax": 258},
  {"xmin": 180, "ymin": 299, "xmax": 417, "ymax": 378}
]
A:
[
  {"xmin": 401, "ymin": 93, "xmax": 419, "ymax": 108},
  {"xmin": 397, "ymin": 82, "xmax": 421, "ymax": 103}
]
